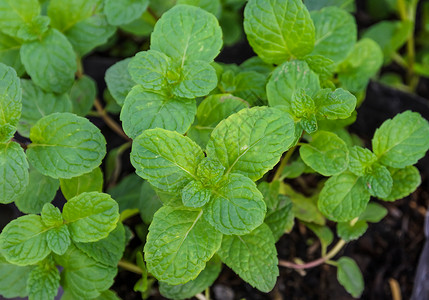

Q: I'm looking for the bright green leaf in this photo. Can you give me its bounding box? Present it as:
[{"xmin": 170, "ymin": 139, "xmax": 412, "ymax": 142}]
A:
[
  {"xmin": 182, "ymin": 180, "xmax": 211, "ymax": 208},
  {"xmin": 382, "ymin": 166, "xmax": 421, "ymax": 201},
  {"xmin": 305, "ymin": 222, "xmax": 334, "ymax": 253},
  {"xmin": 265, "ymin": 195, "xmax": 294, "ymax": 241},
  {"xmin": 128, "ymin": 50, "xmax": 170, "ymax": 90},
  {"xmin": 337, "ymin": 257, "xmax": 364, "ymax": 298},
  {"xmin": 46, "ymin": 225, "xmax": 71, "ymax": 256},
  {"xmin": 41, "ymin": 203, "xmax": 62, "ymax": 227},
  {"xmin": 104, "ymin": 0, "xmax": 149, "ymax": 26},
  {"xmin": 70, "ymin": 75, "xmax": 96, "ymax": 117},
  {"xmin": 27, "ymin": 260, "xmax": 60, "ymax": 300},
  {"xmin": 0, "ymin": 0, "xmax": 40, "ymax": 37},
  {"xmin": 105, "ymin": 58, "xmax": 135, "ymax": 106},
  {"xmin": 62, "ymin": 192, "xmax": 119, "ymax": 243},
  {"xmin": 27, "ymin": 112, "xmax": 106, "ymax": 179},
  {"xmin": 0, "ymin": 254, "xmax": 34, "ymax": 298},
  {"xmin": 304, "ymin": 0, "xmax": 356, "ymax": 12},
  {"xmin": 348, "ymin": 146, "xmax": 377, "ymax": 176},
  {"xmin": 0, "ymin": 62, "xmax": 21, "ymax": 127},
  {"xmin": 363, "ymin": 163, "xmax": 393, "ymax": 198},
  {"xmin": 177, "ymin": 0, "xmax": 221, "ymax": 16},
  {"xmin": 314, "ymin": 88, "xmax": 357, "ymax": 120},
  {"xmin": 145, "ymin": 206, "xmax": 222, "ymax": 285},
  {"xmin": 337, "ymin": 220, "xmax": 368, "ymax": 242},
  {"xmin": 0, "ymin": 32, "xmax": 25, "ymax": 76},
  {"xmin": 359, "ymin": 202, "xmax": 388, "ymax": 222},
  {"xmin": 60, "ymin": 167, "xmax": 103, "ymax": 200},
  {"xmin": 16, "ymin": 15, "xmax": 50, "ymax": 41}
]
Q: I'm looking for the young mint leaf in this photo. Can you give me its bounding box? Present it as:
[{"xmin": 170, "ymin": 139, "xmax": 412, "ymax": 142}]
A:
[
  {"xmin": 310, "ymin": 7, "xmax": 356, "ymax": 64},
  {"xmin": 217, "ymin": 223, "xmax": 279, "ymax": 292},
  {"xmin": 291, "ymin": 89, "xmax": 317, "ymax": 119},
  {"xmin": 318, "ymin": 172, "xmax": 371, "ymax": 222},
  {"xmin": 265, "ymin": 195, "xmax": 294, "ymax": 241},
  {"xmin": 182, "ymin": 180, "xmax": 211, "ymax": 208},
  {"xmin": 244, "ymin": 0, "xmax": 315, "ymax": 64},
  {"xmin": 205, "ymin": 173, "xmax": 266, "ymax": 235},
  {"xmin": 18, "ymin": 79, "xmax": 72, "ymax": 137},
  {"xmin": 363, "ymin": 163, "xmax": 393, "ymax": 198},
  {"xmin": 0, "ymin": 215, "xmax": 50, "ymax": 265},
  {"xmin": 0, "ymin": 254, "xmax": 34, "ymax": 298},
  {"xmin": 16, "ymin": 15, "xmax": 50, "ymax": 41},
  {"xmin": 359, "ymin": 202, "xmax": 388, "ymax": 222},
  {"xmin": 59, "ymin": 167, "xmax": 103, "ymax": 200},
  {"xmin": 105, "ymin": 58, "xmax": 136, "ymax": 106},
  {"xmin": 337, "ymin": 220, "xmax": 368, "ymax": 242},
  {"xmin": 314, "ymin": 88, "xmax": 357, "ymax": 120},
  {"xmin": 14, "ymin": 168, "xmax": 59, "ymax": 214},
  {"xmin": 104, "ymin": 0, "xmax": 149, "ymax": 26},
  {"xmin": 0, "ymin": 124, "xmax": 15, "ymax": 142},
  {"xmin": 74, "ymin": 223, "xmax": 126, "ymax": 267},
  {"xmin": 46, "ymin": 225, "xmax": 71, "ymax": 256},
  {"xmin": 382, "ymin": 166, "xmax": 421, "ymax": 201},
  {"xmin": 171, "ymin": 60, "xmax": 218, "ymax": 98},
  {"xmin": 0, "ymin": 32, "xmax": 25, "ymax": 76},
  {"xmin": 128, "ymin": 50, "xmax": 170, "ymax": 91},
  {"xmin": 207, "ymin": 107, "xmax": 295, "ymax": 181},
  {"xmin": 20, "ymin": 29, "xmax": 77, "ymax": 94},
  {"xmin": 372, "ymin": 111, "xmax": 429, "ymax": 168},
  {"xmin": 145, "ymin": 206, "xmax": 222, "ymax": 285},
  {"xmin": 27, "ymin": 112, "xmax": 106, "ymax": 179},
  {"xmin": 267, "ymin": 60, "xmax": 320, "ymax": 108},
  {"xmin": 41, "ymin": 203, "xmax": 63, "ymax": 227},
  {"xmin": 300, "ymin": 131, "xmax": 349, "ymax": 176},
  {"xmin": 196, "ymin": 157, "xmax": 225, "ymax": 186},
  {"xmin": 188, "ymin": 94, "xmax": 248, "ymax": 148},
  {"xmin": 27, "ymin": 259, "xmax": 60, "ymax": 300},
  {"xmin": 0, "ymin": 0, "xmax": 40, "ymax": 37},
  {"xmin": 70, "ymin": 75, "xmax": 97, "ymax": 117},
  {"xmin": 336, "ymin": 257, "xmax": 364, "ymax": 298},
  {"xmin": 304, "ymin": 0, "xmax": 356, "ymax": 12},
  {"xmin": 54, "ymin": 244, "xmax": 117, "ymax": 299},
  {"xmin": 348, "ymin": 146, "xmax": 378, "ymax": 176},
  {"xmin": 159, "ymin": 256, "xmax": 222, "ymax": 300},
  {"xmin": 62, "ymin": 192, "xmax": 119, "ymax": 243},
  {"xmin": 48, "ymin": 0, "xmax": 115, "ymax": 56},
  {"xmin": 150, "ymin": 5, "xmax": 222, "ymax": 63},
  {"xmin": 131, "ymin": 128, "xmax": 204, "ymax": 192},
  {"xmin": 338, "ymin": 38, "xmax": 383, "ymax": 93},
  {"xmin": 0, "ymin": 142, "xmax": 29, "ymax": 204},
  {"xmin": 121, "ymin": 86, "xmax": 196, "ymax": 139},
  {"xmin": 0, "ymin": 62, "xmax": 21, "ymax": 128}
]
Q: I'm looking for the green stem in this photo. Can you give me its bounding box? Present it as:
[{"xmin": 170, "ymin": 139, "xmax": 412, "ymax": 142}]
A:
[
  {"xmin": 278, "ymin": 239, "xmax": 346, "ymax": 270},
  {"xmin": 272, "ymin": 145, "xmax": 297, "ymax": 181},
  {"xmin": 118, "ymin": 260, "xmax": 142, "ymax": 274},
  {"xmin": 205, "ymin": 287, "xmax": 210, "ymax": 300}
]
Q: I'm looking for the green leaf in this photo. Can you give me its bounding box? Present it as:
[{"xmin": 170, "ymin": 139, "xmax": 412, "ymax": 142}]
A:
[
  {"xmin": 128, "ymin": 50, "xmax": 170, "ymax": 91},
  {"xmin": 131, "ymin": 128, "xmax": 204, "ymax": 192},
  {"xmin": 337, "ymin": 220, "xmax": 368, "ymax": 242},
  {"xmin": 300, "ymin": 131, "xmax": 349, "ymax": 176},
  {"xmin": 0, "ymin": 254, "xmax": 34, "ymax": 298},
  {"xmin": 196, "ymin": 157, "xmax": 225, "ymax": 186},
  {"xmin": 314, "ymin": 88, "xmax": 357, "ymax": 120},
  {"xmin": 0, "ymin": 142, "xmax": 29, "ymax": 204},
  {"xmin": 159, "ymin": 256, "xmax": 222, "ymax": 300},
  {"xmin": 382, "ymin": 166, "xmax": 421, "ymax": 201},
  {"xmin": 310, "ymin": 7, "xmax": 356, "ymax": 64},
  {"xmin": 305, "ymin": 222, "xmax": 334, "ymax": 253},
  {"xmin": 348, "ymin": 146, "xmax": 378, "ymax": 176},
  {"xmin": 363, "ymin": 163, "xmax": 393, "ymax": 198},
  {"xmin": 46, "ymin": 225, "xmax": 71, "ymax": 256},
  {"xmin": 205, "ymin": 173, "xmax": 266, "ymax": 235},
  {"xmin": 151, "ymin": 5, "xmax": 222, "ymax": 63},
  {"xmin": 145, "ymin": 206, "xmax": 222, "ymax": 285},
  {"xmin": 0, "ymin": 124, "xmax": 15, "ymax": 142},
  {"xmin": 93, "ymin": 290, "xmax": 120, "ymax": 300},
  {"xmin": 27, "ymin": 112, "xmax": 106, "ymax": 179},
  {"xmin": 0, "ymin": 32, "xmax": 25, "ymax": 76},
  {"xmin": 217, "ymin": 223, "xmax": 278, "ymax": 292},
  {"xmin": 207, "ymin": 107, "xmax": 295, "ymax": 181},
  {"xmin": 105, "ymin": 58, "xmax": 135, "ymax": 106},
  {"xmin": 27, "ymin": 260, "xmax": 60, "ymax": 300},
  {"xmin": 336, "ymin": 257, "xmax": 364, "ymax": 298},
  {"xmin": 104, "ymin": 0, "xmax": 149, "ymax": 26},
  {"xmin": 16, "ymin": 15, "xmax": 50, "ymax": 41},
  {"xmin": 304, "ymin": 0, "xmax": 356, "ymax": 12},
  {"xmin": 62, "ymin": 192, "xmax": 119, "ymax": 243},
  {"xmin": 318, "ymin": 172, "xmax": 371, "ymax": 222},
  {"xmin": 182, "ymin": 180, "xmax": 211, "ymax": 208},
  {"xmin": 18, "ymin": 79, "xmax": 72, "ymax": 137},
  {"xmin": 121, "ymin": 86, "xmax": 196, "ymax": 139},
  {"xmin": 258, "ymin": 180, "xmax": 280, "ymax": 211},
  {"xmin": 244, "ymin": 0, "xmax": 315, "ymax": 64},
  {"xmin": 60, "ymin": 167, "xmax": 103, "ymax": 200},
  {"xmin": 48, "ymin": 0, "xmax": 115, "ymax": 56},
  {"xmin": 171, "ymin": 61, "xmax": 218, "ymax": 99},
  {"xmin": 372, "ymin": 111, "xmax": 429, "ymax": 168},
  {"xmin": 0, "ymin": 215, "xmax": 50, "ymax": 265},
  {"xmin": 177, "ymin": 0, "xmax": 221, "ymax": 16},
  {"xmin": 14, "ymin": 168, "xmax": 59, "ymax": 214},
  {"xmin": 70, "ymin": 75, "xmax": 96, "ymax": 117},
  {"xmin": 338, "ymin": 38, "xmax": 383, "ymax": 93},
  {"xmin": 219, "ymin": 71, "xmax": 267, "ymax": 106},
  {"xmin": 20, "ymin": 29, "xmax": 77, "ymax": 94},
  {"xmin": 75, "ymin": 223, "xmax": 125, "ymax": 267},
  {"xmin": 41, "ymin": 203, "xmax": 63, "ymax": 227},
  {"xmin": 0, "ymin": 62, "xmax": 21, "ymax": 127},
  {"xmin": 359, "ymin": 202, "xmax": 388, "ymax": 222},
  {"xmin": 265, "ymin": 195, "xmax": 294, "ymax": 241},
  {"xmin": 188, "ymin": 94, "xmax": 247, "ymax": 148},
  {"xmin": 304, "ymin": 54, "xmax": 335, "ymax": 79},
  {"xmin": 0, "ymin": 0, "xmax": 40, "ymax": 37},
  {"xmin": 267, "ymin": 60, "xmax": 320, "ymax": 108},
  {"xmin": 54, "ymin": 244, "xmax": 117, "ymax": 299}
]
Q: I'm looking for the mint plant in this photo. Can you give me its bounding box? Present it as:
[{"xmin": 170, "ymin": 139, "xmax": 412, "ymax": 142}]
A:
[{"xmin": 0, "ymin": 0, "xmax": 428, "ymax": 299}]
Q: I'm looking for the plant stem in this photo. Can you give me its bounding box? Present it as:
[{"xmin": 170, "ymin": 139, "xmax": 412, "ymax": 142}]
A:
[
  {"xmin": 279, "ymin": 239, "xmax": 346, "ymax": 270},
  {"xmin": 93, "ymin": 98, "xmax": 131, "ymax": 141},
  {"xmin": 205, "ymin": 287, "xmax": 210, "ymax": 300},
  {"xmin": 272, "ymin": 145, "xmax": 297, "ymax": 181},
  {"xmin": 118, "ymin": 260, "xmax": 142, "ymax": 274}
]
